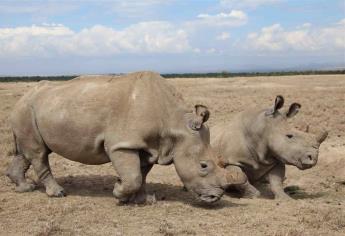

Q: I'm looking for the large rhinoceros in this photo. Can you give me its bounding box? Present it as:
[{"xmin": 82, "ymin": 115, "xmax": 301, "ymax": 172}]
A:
[
  {"xmin": 211, "ymin": 95, "xmax": 328, "ymax": 200},
  {"xmin": 6, "ymin": 71, "xmax": 243, "ymax": 204}
]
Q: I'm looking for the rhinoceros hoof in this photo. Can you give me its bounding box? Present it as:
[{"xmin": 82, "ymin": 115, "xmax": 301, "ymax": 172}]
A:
[
  {"xmin": 46, "ymin": 186, "xmax": 66, "ymax": 197},
  {"xmin": 117, "ymin": 193, "xmax": 157, "ymax": 205},
  {"xmin": 15, "ymin": 182, "xmax": 36, "ymax": 193},
  {"xmin": 146, "ymin": 194, "xmax": 157, "ymax": 204},
  {"xmin": 274, "ymin": 193, "xmax": 293, "ymax": 201},
  {"xmin": 242, "ymin": 190, "xmax": 261, "ymax": 199},
  {"xmin": 130, "ymin": 192, "xmax": 146, "ymax": 204}
]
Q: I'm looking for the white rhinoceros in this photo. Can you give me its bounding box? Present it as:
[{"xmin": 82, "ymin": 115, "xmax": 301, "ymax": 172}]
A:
[
  {"xmin": 6, "ymin": 71, "xmax": 244, "ymax": 204},
  {"xmin": 211, "ymin": 95, "xmax": 328, "ymax": 200}
]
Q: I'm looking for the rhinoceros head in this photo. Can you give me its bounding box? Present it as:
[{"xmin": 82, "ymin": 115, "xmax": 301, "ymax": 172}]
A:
[
  {"xmin": 161, "ymin": 105, "xmax": 245, "ymax": 203},
  {"xmin": 263, "ymin": 95, "xmax": 328, "ymax": 170}
]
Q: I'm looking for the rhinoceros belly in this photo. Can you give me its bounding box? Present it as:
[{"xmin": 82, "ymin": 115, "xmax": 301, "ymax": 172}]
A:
[
  {"xmin": 243, "ymin": 163, "xmax": 277, "ymax": 182},
  {"xmin": 43, "ymin": 130, "xmax": 110, "ymax": 165}
]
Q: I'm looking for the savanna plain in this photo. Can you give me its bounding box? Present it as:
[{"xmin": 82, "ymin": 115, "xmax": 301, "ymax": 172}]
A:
[{"xmin": 0, "ymin": 74, "xmax": 344, "ymax": 236}]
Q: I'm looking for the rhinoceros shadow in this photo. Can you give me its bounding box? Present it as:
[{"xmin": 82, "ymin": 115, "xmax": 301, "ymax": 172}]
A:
[
  {"xmin": 44, "ymin": 175, "xmax": 245, "ymax": 209},
  {"xmin": 225, "ymin": 183, "xmax": 325, "ymax": 200},
  {"xmin": 283, "ymin": 185, "xmax": 326, "ymax": 200}
]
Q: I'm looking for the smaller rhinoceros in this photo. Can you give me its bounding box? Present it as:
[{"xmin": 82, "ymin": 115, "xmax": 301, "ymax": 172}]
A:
[{"xmin": 211, "ymin": 95, "xmax": 328, "ymax": 199}]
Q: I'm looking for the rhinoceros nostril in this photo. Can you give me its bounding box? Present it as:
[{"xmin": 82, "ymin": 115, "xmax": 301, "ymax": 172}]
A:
[
  {"xmin": 200, "ymin": 162, "xmax": 208, "ymax": 169},
  {"xmin": 307, "ymin": 155, "xmax": 313, "ymax": 161}
]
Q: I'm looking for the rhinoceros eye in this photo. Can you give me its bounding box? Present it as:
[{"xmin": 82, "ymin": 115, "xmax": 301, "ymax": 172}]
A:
[{"xmin": 286, "ymin": 134, "xmax": 294, "ymax": 139}]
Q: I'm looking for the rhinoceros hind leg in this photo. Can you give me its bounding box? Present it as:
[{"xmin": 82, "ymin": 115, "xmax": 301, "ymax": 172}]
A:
[
  {"xmin": 6, "ymin": 154, "xmax": 36, "ymax": 192},
  {"xmin": 28, "ymin": 150, "xmax": 65, "ymax": 197},
  {"xmin": 110, "ymin": 150, "xmax": 143, "ymax": 203}
]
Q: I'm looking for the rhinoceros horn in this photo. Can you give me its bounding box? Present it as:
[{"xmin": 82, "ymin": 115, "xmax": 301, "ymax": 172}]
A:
[
  {"xmin": 305, "ymin": 125, "xmax": 310, "ymax": 133},
  {"xmin": 316, "ymin": 130, "xmax": 328, "ymax": 144},
  {"xmin": 224, "ymin": 165, "xmax": 247, "ymax": 185}
]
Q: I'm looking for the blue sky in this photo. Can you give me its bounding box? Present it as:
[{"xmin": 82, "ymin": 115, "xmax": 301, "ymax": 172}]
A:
[{"xmin": 0, "ymin": 0, "xmax": 344, "ymax": 75}]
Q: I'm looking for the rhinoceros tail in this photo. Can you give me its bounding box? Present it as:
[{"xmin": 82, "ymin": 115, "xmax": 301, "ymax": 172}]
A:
[{"xmin": 11, "ymin": 130, "xmax": 19, "ymax": 156}]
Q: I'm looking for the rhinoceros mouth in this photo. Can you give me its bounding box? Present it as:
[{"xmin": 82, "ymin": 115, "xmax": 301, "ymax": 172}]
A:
[
  {"xmin": 280, "ymin": 158, "xmax": 308, "ymax": 170},
  {"xmin": 198, "ymin": 194, "xmax": 221, "ymax": 203},
  {"xmin": 297, "ymin": 162, "xmax": 314, "ymax": 170},
  {"xmin": 192, "ymin": 188, "xmax": 224, "ymax": 203},
  {"xmin": 188, "ymin": 186, "xmax": 224, "ymax": 203}
]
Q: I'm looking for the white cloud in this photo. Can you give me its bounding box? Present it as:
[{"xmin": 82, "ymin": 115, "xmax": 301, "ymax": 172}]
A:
[
  {"xmin": 216, "ymin": 32, "xmax": 231, "ymax": 40},
  {"xmin": 0, "ymin": 22, "xmax": 191, "ymax": 58},
  {"xmin": 0, "ymin": 1, "xmax": 175, "ymax": 20},
  {"xmin": 107, "ymin": 0, "xmax": 176, "ymax": 17},
  {"xmin": 338, "ymin": 18, "xmax": 345, "ymax": 26},
  {"xmin": 0, "ymin": 24, "xmax": 74, "ymax": 57},
  {"xmin": 246, "ymin": 19, "xmax": 345, "ymax": 52},
  {"xmin": 301, "ymin": 23, "xmax": 312, "ymax": 28},
  {"xmin": 206, "ymin": 48, "xmax": 217, "ymax": 53},
  {"xmin": 0, "ymin": 1, "xmax": 78, "ymax": 15},
  {"xmin": 193, "ymin": 48, "xmax": 201, "ymax": 53},
  {"xmin": 109, "ymin": 0, "xmax": 174, "ymax": 11},
  {"xmin": 220, "ymin": 0, "xmax": 281, "ymax": 9},
  {"xmin": 196, "ymin": 10, "xmax": 247, "ymax": 27}
]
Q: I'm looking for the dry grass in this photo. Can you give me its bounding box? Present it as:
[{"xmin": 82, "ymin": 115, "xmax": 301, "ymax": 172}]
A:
[{"xmin": 0, "ymin": 75, "xmax": 344, "ymax": 236}]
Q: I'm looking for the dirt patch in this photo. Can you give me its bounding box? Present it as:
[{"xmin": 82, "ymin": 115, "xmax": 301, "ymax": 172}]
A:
[{"xmin": 0, "ymin": 75, "xmax": 344, "ymax": 235}]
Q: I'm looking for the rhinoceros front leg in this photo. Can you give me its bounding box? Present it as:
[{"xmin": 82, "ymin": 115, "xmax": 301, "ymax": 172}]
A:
[
  {"xmin": 226, "ymin": 166, "xmax": 261, "ymax": 198},
  {"xmin": 267, "ymin": 162, "xmax": 291, "ymax": 200},
  {"xmin": 235, "ymin": 180, "xmax": 261, "ymax": 198},
  {"xmin": 127, "ymin": 163, "xmax": 155, "ymax": 204},
  {"xmin": 109, "ymin": 149, "xmax": 144, "ymax": 203}
]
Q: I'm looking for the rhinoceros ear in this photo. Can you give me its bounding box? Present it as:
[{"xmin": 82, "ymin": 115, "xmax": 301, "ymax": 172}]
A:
[
  {"xmin": 188, "ymin": 105, "xmax": 210, "ymax": 130},
  {"xmin": 265, "ymin": 95, "xmax": 284, "ymax": 116},
  {"xmin": 273, "ymin": 95, "xmax": 284, "ymax": 112},
  {"xmin": 286, "ymin": 103, "xmax": 301, "ymax": 118}
]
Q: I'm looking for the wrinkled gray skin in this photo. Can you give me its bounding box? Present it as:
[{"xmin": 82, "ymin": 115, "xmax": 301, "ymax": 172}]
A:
[
  {"xmin": 6, "ymin": 71, "xmax": 242, "ymax": 204},
  {"xmin": 212, "ymin": 95, "xmax": 328, "ymax": 200}
]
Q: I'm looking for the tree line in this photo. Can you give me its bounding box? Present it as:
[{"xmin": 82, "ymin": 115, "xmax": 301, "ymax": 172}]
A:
[{"xmin": 0, "ymin": 70, "xmax": 344, "ymax": 82}]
